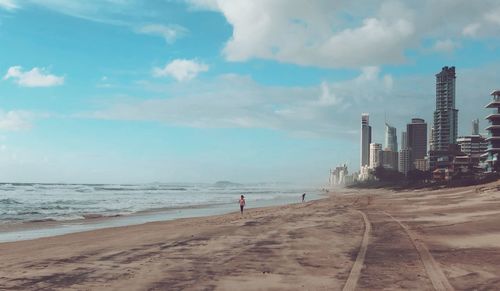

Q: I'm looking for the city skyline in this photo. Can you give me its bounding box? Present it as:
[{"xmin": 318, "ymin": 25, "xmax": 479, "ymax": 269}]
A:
[{"xmin": 1, "ymin": 1, "xmax": 500, "ymax": 183}]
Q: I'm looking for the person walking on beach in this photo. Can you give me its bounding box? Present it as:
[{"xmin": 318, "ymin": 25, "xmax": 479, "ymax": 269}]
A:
[
  {"xmin": 239, "ymin": 195, "xmax": 246, "ymax": 214},
  {"xmin": 302, "ymin": 193, "xmax": 306, "ymax": 203}
]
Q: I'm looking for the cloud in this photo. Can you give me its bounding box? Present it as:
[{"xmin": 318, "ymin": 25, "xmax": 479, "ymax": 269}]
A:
[
  {"xmin": 135, "ymin": 24, "xmax": 188, "ymax": 44},
  {"xmin": 84, "ymin": 67, "xmax": 397, "ymax": 139},
  {"xmin": 462, "ymin": 23, "xmax": 481, "ymax": 37},
  {"xmin": 12, "ymin": 0, "xmax": 136, "ymax": 24},
  {"xmin": 153, "ymin": 59, "xmax": 209, "ymax": 82},
  {"xmin": 485, "ymin": 7, "xmax": 500, "ymax": 25},
  {"xmin": 0, "ymin": 110, "xmax": 34, "ymax": 131},
  {"xmin": 3, "ymin": 66, "xmax": 64, "ymax": 87},
  {"xmin": 185, "ymin": 0, "xmax": 218, "ymax": 11},
  {"xmin": 316, "ymin": 82, "xmax": 342, "ymax": 106},
  {"xmin": 432, "ymin": 39, "xmax": 459, "ymax": 53},
  {"xmin": 0, "ymin": 0, "xmax": 18, "ymax": 10},
  {"xmin": 187, "ymin": 0, "xmax": 500, "ymax": 68}
]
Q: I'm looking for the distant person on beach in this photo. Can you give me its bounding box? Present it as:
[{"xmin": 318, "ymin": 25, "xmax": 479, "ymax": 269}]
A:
[
  {"xmin": 239, "ymin": 195, "xmax": 246, "ymax": 214},
  {"xmin": 302, "ymin": 193, "xmax": 306, "ymax": 202}
]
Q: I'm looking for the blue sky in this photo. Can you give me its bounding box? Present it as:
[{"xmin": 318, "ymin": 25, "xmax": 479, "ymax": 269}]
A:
[{"xmin": 0, "ymin": 0, "xmax": 500, "ymax": 184}]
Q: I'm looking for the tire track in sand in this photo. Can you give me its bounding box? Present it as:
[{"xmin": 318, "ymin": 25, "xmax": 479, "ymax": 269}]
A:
[
  {"xmin": 383, "ymin": 211, "xmax": 454, "ymax": 291},
  {"xmin": 342, "ymin": 210, "xmax": 371, "ymax": 291}
]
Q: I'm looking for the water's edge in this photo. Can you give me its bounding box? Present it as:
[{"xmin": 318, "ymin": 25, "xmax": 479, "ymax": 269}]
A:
[{"xmin": 0, "ymin": 191, "xmax": 325, "ymax": 243}]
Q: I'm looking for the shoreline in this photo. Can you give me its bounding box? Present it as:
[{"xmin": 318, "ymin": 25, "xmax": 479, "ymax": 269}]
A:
[{"xmin": 0, "ymin": 190, "xmax": 325, "ymax": 243}]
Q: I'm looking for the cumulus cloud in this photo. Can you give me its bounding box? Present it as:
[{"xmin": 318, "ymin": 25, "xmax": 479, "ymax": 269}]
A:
[
  {"xmin": 153, "ymin": 59, "xmax": 209, "ymax": 82},
  {"xmin": 135, "ymin": 24, "xmax": 188, "ymax": 44},
  {"xmin": 3, "ymin": 66, "xmax": 64, "ymax": 87},
  {"xmin": 0, "ymin": 110, "xmax": 34, "ymax": 131},
  {"xmin": 316, "ymin": 82, "xmax": 342, "ymax": 106},
  {"xmin": 187, "ymin": 0, "xmax": 500, "ymax": 68}
]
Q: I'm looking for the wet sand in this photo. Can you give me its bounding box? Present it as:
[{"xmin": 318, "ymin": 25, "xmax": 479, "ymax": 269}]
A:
[{"xmin": 1, "ymin": 182, "xmax": 500, "ymax": 290}]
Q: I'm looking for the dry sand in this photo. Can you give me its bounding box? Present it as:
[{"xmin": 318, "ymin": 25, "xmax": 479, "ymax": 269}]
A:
[{"xmin": 1, "ymin": 182, "xmax": 500, "ymax": 290}]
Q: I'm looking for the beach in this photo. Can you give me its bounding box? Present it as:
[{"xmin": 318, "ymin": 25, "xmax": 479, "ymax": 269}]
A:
[{"xmin": 1, "ymin": 182, "xmax": 500, "ymax": 290}]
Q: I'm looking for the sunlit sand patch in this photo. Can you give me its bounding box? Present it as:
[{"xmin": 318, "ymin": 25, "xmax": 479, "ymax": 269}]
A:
[
  {"xmin": 430, "ymin": 233, "xmax": 500, "ymax": 249},
  {"xmin": 408, "ymin": 210, "xmax": 500, "ymax": 224}
]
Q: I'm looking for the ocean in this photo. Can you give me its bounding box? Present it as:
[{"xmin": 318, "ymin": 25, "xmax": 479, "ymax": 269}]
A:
[{"xmin": 0, "ymin": 182, "xmax": 322, "ymax": 242}]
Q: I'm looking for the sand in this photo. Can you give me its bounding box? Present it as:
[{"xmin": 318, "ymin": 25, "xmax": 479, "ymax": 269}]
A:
[{"xmin": 1, "ymin": 182, "xmax": 500, "ymax": 290}]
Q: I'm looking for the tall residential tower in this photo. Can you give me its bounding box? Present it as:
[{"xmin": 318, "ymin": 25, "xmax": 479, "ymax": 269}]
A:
[
  {"xmin": 433, "ymin": 66, "xmax": 458, "ymax": 151},
  {"xmin": 360, "ymin": 113, "xmax": 372, "ymax": 168}
]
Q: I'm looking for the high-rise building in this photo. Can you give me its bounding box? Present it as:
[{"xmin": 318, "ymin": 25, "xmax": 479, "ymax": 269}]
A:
[
  {"xmin": 369, "ymin": 143, "xmax": 382, "ymax": 169},
  {"xmin": 399, "ymin": 148, "xmax": 411, "ymax": 175},
  {"xmin": 472, "ymin": 119, "xmax": 480, "ymax": 135},
  {"xmin": 429, "ymin": 127, "xmax": 435, "ymax": 151},
  {"xmin": 407, "ymin": 118, "xmax": 428, "ymax": 169},
  {"xmin": 485, "ymin": 90, "xmax": 500, "ymax": 172},
  {"xmin": 457, "ymin": 135, "xmax": 487, "ymax": 165},
  {"xmin": 401, "ymin": 131, "xmax": 407, "ymax": 149},
  {"xmin": 360, "ymin": 113, "xmax": 372, "ymax": 168},
  {"xmin": 329, "ymin": 164, "xmax": 349, "ymax": 186},
  {"xmin": 433, "ymin": 66, "xmax": 458, "ymax": 151},
  {"xmin": 385, "ymin": 123, "xmax": 398, "ymax": 152},
  {"xmin": 415, "ymin": 158, "xmax": 429, "ymax": 172},
  {"xmin": 382, "ymin": 150, "xmax": 399, "ymax": 170},
  {"xmin": 399, "ymin": 131, "xmax": 410, "ymax": 174}
]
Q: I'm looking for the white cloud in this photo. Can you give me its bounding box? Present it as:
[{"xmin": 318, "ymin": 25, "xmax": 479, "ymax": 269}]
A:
[
  {"xmin": 462, "ymin": 23, "xmax": 481, "ymax": 37},
  {"xmin": 316, "ymin": 82, "xmax": 342, "ymax": 106},
  {"xmin": 153, "ymin": 59, "xmax": 209, "ymax": 82},
  {"xmin": 0, "ymin": 110, "xmax": 34, "ymax": 131},
  {"xmin": 187, "ymin": 0, "xmax": 500, "ymax": 68},
  {"xmin": 135, "ymin": 24, "xmax": 188, "ymax": 44},
  {"xmin": 0, "ymin": 0, "xmax": 18, "ymax": 10},
  {"xmin": 84, "ymin": 67, "xmax": 398, "ymax": 138},
  {"xmin": 213, "ymin": 0, "xmax": 416, "ymax": 68},
  {"xmin": 485, "ymin": 7, "xmax": 500, "ymax": 25},
  {"xmin": 432, "ymin": 39, "xmax": 459, "ymax": 53},
  {"xmin": 3, "ymin": 66, "xmax": 64, "ymax": 87}
]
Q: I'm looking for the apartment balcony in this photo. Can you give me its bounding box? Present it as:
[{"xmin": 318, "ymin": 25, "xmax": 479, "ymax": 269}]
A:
[
  {"xmin": 486, "ymin": 125, "xmax": 500, "ymax": 130},
  {"xmin": 486, "ymin": 147, "xmax": 500, "ymax": 152},
  {"xmin": 485, "ymin": 113, "xmax": 500, "ymax": 120},
  {"xmin": 485, "ymin": 101, "xmax": 500, "ymax": 108},
  {"xmin": 486, "ymin": 136, "xmax": 500, "ymax": 141}
]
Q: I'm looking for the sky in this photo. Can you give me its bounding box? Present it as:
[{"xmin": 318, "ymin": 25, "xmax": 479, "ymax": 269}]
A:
[{"xmin": 0, "ymin": 0, "xmax": 500, "ymax": 184}]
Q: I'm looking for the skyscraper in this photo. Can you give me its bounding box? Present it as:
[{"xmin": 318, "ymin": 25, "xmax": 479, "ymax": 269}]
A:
[
  {"xmin": 399, "ymin": 148, "xmax": 411, "ymax": 175},
  {"xmin": 433, "ymin": 66, "xmax": 458, "ymax": 151},
  {"xmin": 360, "ymin": 113, "xmax": 372, "ymax": 168},
  {"xmin": 407, "ymin": 118, "xmax": 428, "ymax": 169},
  {"xmin": 429, "ymin": 127, "xmax": 435, "ymax": 151},
  {"xmin": 472, "ymin": 118, "xmax": 479, "ymax": 135},
  {"xmin": 369, "ymin": 143, "xmax": 382, "ymax": 169},
  {"xmin": 385, "ymin": 123, "xmax": 398, "ymax": 152},
  {"xmin": 401, "ymin": 131, "xmax": 407, "ymax": 149},
  {"xmin": 399, "ymin": 131, "xmax": 410, "ymax": 174}
]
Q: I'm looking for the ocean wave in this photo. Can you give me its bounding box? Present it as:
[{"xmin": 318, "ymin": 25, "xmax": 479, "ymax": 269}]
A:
[
  {"xmin": 83, "ymin": 213, "xmax": 122, "ymax": 219},
  {"xmin": 0, "ymin": 198, "xmax": 22, "ymax": 205}
]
